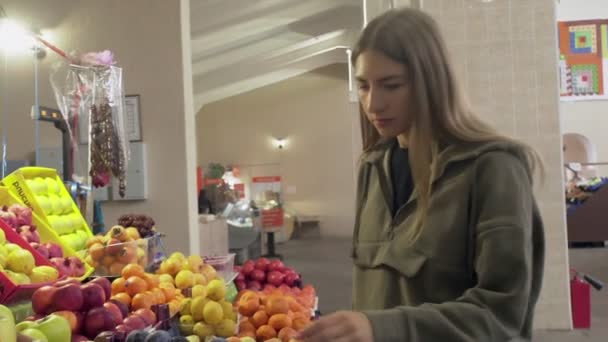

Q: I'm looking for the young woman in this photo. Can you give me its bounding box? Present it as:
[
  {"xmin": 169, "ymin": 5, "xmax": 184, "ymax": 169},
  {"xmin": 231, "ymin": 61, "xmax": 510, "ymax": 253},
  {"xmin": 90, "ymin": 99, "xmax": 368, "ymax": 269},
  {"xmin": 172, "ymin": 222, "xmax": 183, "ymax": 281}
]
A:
[{"xmin": 298, "ymin": 8, "xmax": 545, "ymax": 342}]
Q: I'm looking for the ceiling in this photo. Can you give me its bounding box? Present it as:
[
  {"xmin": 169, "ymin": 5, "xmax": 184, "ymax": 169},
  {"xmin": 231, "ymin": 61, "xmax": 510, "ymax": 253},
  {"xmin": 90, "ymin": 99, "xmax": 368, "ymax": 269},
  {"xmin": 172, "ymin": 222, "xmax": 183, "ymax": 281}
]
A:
[{"xmin": 190, "ymin": 0, "xmax": 363, "ymax": 112}]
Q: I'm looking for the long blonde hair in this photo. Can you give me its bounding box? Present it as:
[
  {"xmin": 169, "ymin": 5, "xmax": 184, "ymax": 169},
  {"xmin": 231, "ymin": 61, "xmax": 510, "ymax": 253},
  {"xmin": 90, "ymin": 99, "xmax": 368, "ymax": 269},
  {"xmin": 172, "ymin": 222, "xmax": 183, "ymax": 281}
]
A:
[{"xmin": 352, "ymin": 8, "xmax": 543, "ymax": 238}]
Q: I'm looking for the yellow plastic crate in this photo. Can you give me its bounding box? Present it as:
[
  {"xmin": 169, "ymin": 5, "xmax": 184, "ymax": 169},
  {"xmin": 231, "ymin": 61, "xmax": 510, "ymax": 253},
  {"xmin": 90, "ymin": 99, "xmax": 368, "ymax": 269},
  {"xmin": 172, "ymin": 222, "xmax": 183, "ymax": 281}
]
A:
[
  {"xmin": 1, "ymin": 167, "xmax": 92, "ymax": 252},
  {"xmin": 0, "ymin": 186, "xmax": 94, "ymax": 281}
]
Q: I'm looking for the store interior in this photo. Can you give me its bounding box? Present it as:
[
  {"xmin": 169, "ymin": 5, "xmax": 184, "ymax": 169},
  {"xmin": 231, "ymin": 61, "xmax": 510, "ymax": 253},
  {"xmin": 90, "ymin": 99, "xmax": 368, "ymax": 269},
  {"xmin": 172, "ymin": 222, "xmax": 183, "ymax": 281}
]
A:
[{"xmin": 0, "ymin": 0, "xmax": 606, "ymax": 341}]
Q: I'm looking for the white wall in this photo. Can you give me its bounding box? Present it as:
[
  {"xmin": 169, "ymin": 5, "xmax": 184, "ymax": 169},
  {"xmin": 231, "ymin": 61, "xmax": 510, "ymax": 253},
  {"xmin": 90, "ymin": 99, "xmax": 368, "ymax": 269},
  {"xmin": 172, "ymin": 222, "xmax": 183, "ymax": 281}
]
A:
[{"xmin": 558, "ymin": 0, "xmax": 608, "ymax": 174}]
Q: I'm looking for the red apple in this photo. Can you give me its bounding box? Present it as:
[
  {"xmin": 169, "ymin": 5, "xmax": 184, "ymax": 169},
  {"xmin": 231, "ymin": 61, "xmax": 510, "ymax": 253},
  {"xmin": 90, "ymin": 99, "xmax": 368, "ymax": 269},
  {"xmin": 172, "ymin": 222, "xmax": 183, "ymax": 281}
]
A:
[
  {"xmin": 250, "ymin": 269, "xmax": 266, "ymax": 283},
  {"xmin": 71, "ymin": 334, "xmax": 89, "ymax": 342},
  {"xmin": 81, "ymin": 283, "xmax": 106, "ymax": 311},
  {"xmin": 54, "ymin": 278, "xmax": 80, "ymax": 287},
  {"xmin": 133, "ymin": 308, "xmax": 156, "ymax": 326},
  {"xmin": 53, "ymin": 311, "xmax": 80, "ymax": 333},
  {"xmin": 235, "ymin": 280, "xmax": 247, "ymax": 291},
  {"xmin": 90, "ymin": 277, "xmax": 112, "ymax": 300},
  {"xmin": 32, "ymin": 285, "xmax": 56, "ymax": 315},
  {"xmin": 254, "ymin": 258, "xmax": 270, "ymax": 271},
  {"xmin": 247, "ymin": 280, "xmax": 262, "ymax": 291},
  {"xmin": 241, "ymin": 261, "xmax": 255, "ymax": 276},
  {"xmin": 123, "ymin": 315, "xmax": 146, "ymax": 331},
  {"xmin": 109, "ymin": 299, "xmax": 129, "ymax": 319},
  {"xmin": 284, "ymin": 273, "xmax": 300, "ymax": 287},
  {"xmin": 235, "ymin": 272, "xmax": 246, "ymax": 282},
  {"xmin": 104, "ymin": 302, "xmax": 124, "ymax": 325},
  {"xmin": 266, "ymin": 271, "xmax": 285, "ymax": 287},
  {"xmin": 268, "ymin": 260, "xmax": 284, "ymax": 272},
  {"xmin": 84, "ymin": 307, "xmax": 117, "ymax": 339},
  {"xmin": 51, "ymin": 283, "xmax": 84, "ymax": 312}
]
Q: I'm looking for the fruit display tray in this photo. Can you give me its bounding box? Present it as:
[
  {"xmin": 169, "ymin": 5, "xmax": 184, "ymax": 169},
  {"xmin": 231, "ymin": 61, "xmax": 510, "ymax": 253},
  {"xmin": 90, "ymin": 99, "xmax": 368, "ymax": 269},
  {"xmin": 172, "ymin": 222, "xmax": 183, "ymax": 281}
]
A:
[
  {"xmin": 1, "ymin": 167, "xmax": 92, "ymax": 252},
  {"xmin": 88, "ymin": 236, "xmax": 159, "ymax": 277},
  {"xmin": 0, "ymin": 220, "xmax": 60, "ymax": 304},
  {"xmin": 204, "ymin": 253, "xmax": 236, "ymax": 282},
  {"xmin": 0, "ymin": 186, "xmax": 94, "ymax": 281}
]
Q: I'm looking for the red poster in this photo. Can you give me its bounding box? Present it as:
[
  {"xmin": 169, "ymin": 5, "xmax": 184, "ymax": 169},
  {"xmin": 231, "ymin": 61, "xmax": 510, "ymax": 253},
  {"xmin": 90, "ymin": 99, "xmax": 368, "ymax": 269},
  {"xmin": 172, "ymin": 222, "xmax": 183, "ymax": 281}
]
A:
[
  {"xmin": 234, "ymin": 183, "xmax": 245, "ymax": 199},
  {"xmin": 203, "ymin": 178, "xmax": 223, "ymax": 185},
  {"xmin": 261, "ymin": 208, "xmax": 284, "ymax": 230}
]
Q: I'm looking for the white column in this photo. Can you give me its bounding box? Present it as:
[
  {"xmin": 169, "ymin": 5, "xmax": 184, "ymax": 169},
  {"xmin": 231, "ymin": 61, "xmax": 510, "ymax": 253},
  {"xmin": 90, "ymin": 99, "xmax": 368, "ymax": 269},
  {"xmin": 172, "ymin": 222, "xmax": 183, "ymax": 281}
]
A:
[{"xmin": 180, "ymin": 0, "xmax": 200, "ymax": 255}]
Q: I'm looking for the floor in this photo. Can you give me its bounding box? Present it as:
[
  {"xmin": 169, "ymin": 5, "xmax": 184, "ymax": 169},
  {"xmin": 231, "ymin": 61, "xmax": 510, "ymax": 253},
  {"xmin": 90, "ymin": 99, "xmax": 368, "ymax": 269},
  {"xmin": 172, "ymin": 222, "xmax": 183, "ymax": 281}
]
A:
[{"xmin": 276, "ymin": 235, "xmax": 608, "ymax": 342}]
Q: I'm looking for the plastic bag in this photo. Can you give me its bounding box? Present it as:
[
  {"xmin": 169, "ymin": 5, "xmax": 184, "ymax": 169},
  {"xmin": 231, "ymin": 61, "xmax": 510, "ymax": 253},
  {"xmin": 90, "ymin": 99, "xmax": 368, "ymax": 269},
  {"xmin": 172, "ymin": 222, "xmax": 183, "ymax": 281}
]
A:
[{"xmin": 51, "ymin": 51, "xmax": 129, "ymax": 197}]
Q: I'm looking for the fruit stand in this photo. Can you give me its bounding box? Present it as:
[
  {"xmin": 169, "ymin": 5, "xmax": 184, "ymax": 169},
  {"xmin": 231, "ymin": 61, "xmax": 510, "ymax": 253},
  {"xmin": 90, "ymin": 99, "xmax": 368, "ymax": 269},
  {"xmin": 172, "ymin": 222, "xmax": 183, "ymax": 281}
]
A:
[{"xmin": 0, "ymin": 166, "xmax": 317, "ymax": 342}]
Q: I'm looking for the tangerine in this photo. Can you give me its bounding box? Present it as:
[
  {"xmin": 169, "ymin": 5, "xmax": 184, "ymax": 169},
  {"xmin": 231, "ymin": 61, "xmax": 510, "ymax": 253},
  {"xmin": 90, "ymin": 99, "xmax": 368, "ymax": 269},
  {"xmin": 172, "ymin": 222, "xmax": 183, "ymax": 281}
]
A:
[
  {"xmin": 278, "ymin": 327, "xmax": 298, "ymax": 342},
  {"xmin": 144, "ymin": 273, "xmax": 160, "ymax": 289},
  {"xmin": 121, "ymin": 264, "xmax": 145, "ymax": 279},
  {"xmin": 125, "ymin": 276, "xmax": 148, "ymax": 297},
  {"xmin": 238, "ymin": 298, "xmax": 260, "ymax": 317},
  {"xmin": 251, "ymin": 310, "xmax": 269, "ymax": 328},
  {"xmin": 111, "ymin": 277, "xmax": 127, "ymax": 295},
  {"xmin": 159, "ymin": 282, "xmax": 177, "ymax": 301},
  {"xmin": 238, "ymin": 320, "xmax": 256, "ymax": 333},
  {"xmin": 292, "ymin": 317, "xmax": 311, "ymax": 331},
  {"xmin": 131, "ymin": 292, "xmax": 153, "ymax": 311},
  {"xmin": 152, "ymin": 288, "xmax": 166, "ymax": 304},
  {"xmin": 111, "ymin": 292, "xmax": 132, "ymax": 307},
  {"xmin": 266, "ymin": 297, "xmax": 289, "ymax": 316},
  {"xmin": 269, "ymin": 313, "xmax": 292, "ymax": 331},
  {"xmin": 256, "ymin": 325, "xmax": 277, "ymax": 341}
]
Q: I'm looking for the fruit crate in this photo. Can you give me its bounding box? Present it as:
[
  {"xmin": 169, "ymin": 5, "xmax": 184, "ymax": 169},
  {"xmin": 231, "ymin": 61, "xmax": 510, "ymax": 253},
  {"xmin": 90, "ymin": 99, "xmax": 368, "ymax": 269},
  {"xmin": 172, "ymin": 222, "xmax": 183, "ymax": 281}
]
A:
[
  {"xmin": 0, "ymin": 186, "xmax": 94, "ymax": 281},
  {"xmin": 87, "ymin": 236, "xmax": 159, "ymax": 277},
  {"xmin": 204, "ymin": 253, "xmax": 236, "ymax": 283},
  {"xmin": 0, "ymin": 221, "xmax": 60, "ymax": 304},
  {"xmin": 1, "ymin": 167, "xmax": 92, "ymax": 252}
]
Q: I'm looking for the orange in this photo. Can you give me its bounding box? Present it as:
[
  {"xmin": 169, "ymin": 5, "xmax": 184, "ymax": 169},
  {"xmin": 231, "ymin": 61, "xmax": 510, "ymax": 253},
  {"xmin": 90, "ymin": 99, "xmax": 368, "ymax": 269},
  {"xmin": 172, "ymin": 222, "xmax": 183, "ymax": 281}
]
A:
[
  {"xmin": 125, "ymin": 276, "xmax": 148, "ymax": 297},
  {"xmin": 111, "ymin": 277, "xmax": 127, "ymax": 295},
  {"xmin": 256, "ymin": 325, "xmax": 277, "ymax": 341},
  {"xmin": 159, "ymin": 283, "xmax": 177, "ymax": 301},
  {"xmin": 269, "ymin": 314, "xmax": 292, "ymax": 331},
  {"xmin": 266, "ymin": 297, "xmax": 289, "ymax": 316},
  {"xmin": 238, "ymin": 298, "xmax": 260, "ymax": 317},
  {"xmin": 131, "ymin": 292, "xmax": 153, "ymax": 311},
  {"xmin": 238, "ymin": 320, "xmax": 256, "ymax": 333},
  {"xmin": 111, "ymin": 292, "xmax": 132, "ymax": 307},
  {"xmin": 144, "ymin": 273, "xmax": 160, "ymax": 289},
  {"xmin": 251, "ymin": 310, "xmax": 269, "ymax": 328},
  {"xmin": 278, "ymin": 327, "xmax": 298, "ymax": 342},
  {"xmin": 122, "ymin": 264, "xmax": 145, "ymax": 279},
  {"xmin": 237, "ymin": 290, "xmax": 259, "ymax": 304},
  {"xmin": 292, "ymin": 317, "xmax": 311, "ymax": 331},
  {"xmin": 151, "ymin": 288, "xmax": 166, "ymax": 304}
]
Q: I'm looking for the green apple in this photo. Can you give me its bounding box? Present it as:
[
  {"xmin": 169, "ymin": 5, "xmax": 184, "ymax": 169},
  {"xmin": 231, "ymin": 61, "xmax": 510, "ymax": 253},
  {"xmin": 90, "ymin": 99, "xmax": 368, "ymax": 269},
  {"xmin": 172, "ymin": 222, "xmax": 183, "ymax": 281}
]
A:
[
  {"xmin": 19, "ymin": 328, "xmax": 48, "ymax": 342},
  {"xmin": 7, "ymin": 249, "xmax": 35, "ymax": 274},
  {"xmin": 16, "ymin": 320, "xmax": 36, "ymax": 331},
  {"xmin": 25, "ymin": 314, "xmax": 71, "ymax": 342},
  {"xmin": 33, "ymin": 177, "xmax": 48, "ymax": 194},
  {"xmin": 0, "ymin": 304, "xmax": 16, "ymax": 342}
]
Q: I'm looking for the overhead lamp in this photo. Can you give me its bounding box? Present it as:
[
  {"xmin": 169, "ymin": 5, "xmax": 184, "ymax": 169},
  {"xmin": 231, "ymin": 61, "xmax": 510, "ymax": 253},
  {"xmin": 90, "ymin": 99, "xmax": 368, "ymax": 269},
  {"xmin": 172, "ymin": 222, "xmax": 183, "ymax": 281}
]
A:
[
  {"xmin": 274, "ymin": 137, "xmax": 287, "ymax": 150},
  {"xmin": 0, "ymin": 18, "xmax": 35, "ymax": 55}
]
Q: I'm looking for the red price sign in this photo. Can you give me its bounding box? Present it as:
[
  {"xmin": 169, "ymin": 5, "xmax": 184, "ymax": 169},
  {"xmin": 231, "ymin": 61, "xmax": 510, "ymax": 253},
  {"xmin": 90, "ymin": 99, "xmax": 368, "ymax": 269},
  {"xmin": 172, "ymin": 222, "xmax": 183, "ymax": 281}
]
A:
[{"xmin": 261, "ymin": 208, "xmax": 283, "ymax": 230}]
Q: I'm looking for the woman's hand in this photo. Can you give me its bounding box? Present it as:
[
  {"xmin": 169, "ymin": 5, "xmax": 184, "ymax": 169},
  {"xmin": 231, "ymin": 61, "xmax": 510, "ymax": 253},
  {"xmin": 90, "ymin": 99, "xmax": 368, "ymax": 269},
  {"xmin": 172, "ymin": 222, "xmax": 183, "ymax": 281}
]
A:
[{"xmin": 297, "ymin": 311, "xmax": 374, "ymax": 342}]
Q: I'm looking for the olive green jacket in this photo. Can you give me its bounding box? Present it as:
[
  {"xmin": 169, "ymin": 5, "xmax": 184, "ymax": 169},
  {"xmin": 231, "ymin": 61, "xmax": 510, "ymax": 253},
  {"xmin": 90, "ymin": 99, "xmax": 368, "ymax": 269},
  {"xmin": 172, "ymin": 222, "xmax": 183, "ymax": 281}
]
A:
[{"xmin": 352, "ymin": 139, "xmax": 545, "ymax": 342}]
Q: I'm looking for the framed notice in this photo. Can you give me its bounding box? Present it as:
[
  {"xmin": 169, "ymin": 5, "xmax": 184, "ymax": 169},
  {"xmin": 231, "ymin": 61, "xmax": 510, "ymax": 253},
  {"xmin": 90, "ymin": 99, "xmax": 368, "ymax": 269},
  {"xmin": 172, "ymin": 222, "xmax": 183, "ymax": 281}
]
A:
[{"xmin": 125, "ymin": 95, "xmax": 142, "ymax": 141}]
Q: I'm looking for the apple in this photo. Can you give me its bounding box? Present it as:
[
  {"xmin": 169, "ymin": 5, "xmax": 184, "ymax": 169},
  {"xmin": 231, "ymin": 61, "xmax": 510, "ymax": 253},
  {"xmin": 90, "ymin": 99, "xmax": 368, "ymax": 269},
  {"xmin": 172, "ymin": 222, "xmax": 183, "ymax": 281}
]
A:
[
  {"xmin": 235, "ymin": 272, "xmax": 246, "ymax": 282},
  {"xmin": 0, "ymin": 303, "xmax": 17, "ymax": 342},
  {"xmin": 241, "ymin": 261, "xmax": 255, "ymax": 276},
  {"xmin": 23, "ymin": 314, "xmax": 45, "ymax": 322},
  {"xmin": 247, "ymin": 280, "xmax": 262, "ymax": 291},
  {"xmin": 51, "ymin": 283, "xmax": 84, "ymax": 312},
  {"xmin": 104, "ymin": 302, "xmax": 124, "ymax": 325},
  {"xmin": 53, "ymin": 310, "xmax": 80, "ymax": 333},
  {"xmin": 32, "ymin": 285, "xmax": 56, "ymax": 315},
  {"xmin": 23, "ymin": 314, "xmax": 72, "ymax": 342},
  {"xmin": 44, "ymin": 242, "xmax": 63, "ymax": 258},
  {"xmin": 268, "ymin": 260, "xmax": 284, "ymax": 272},
  {"xmin": 284, "ymin": 273, "xmax": 301, "ymax": 287},
  {"xmin": 54, "ymin": 278, "xmax": 80, "ymax": 287},
  {"xmin": 235, "ymin": 280, "xmax": 247, "ymax": 291},
  {"xmin": 71, "ymin": 334, "xmax": 89, "ymax": 342},
  {"xmin": 84, "ymin": 307, "xmax": 117, "ymax": 339},
  {"xmin": 254, "ymin": 258, "xmax": 270, "ymax": 271},
  {"xmin": 90, "ymin": 277, "xmax": 112, "ymax": 300},
  {"xmin": 133, "ymin": 308, "xmax": 156, "ymax": 326},
  {"xmin": 250, "ymin": 269, "xmax": 266, "ymax": 283},
  {"xmin": 267, "ymin": 271, "xmax": 285, "ymax": 286},
  {"xmin": 19, "ymin": 328, "xmax": 48, "ymax": 342},
  {"xmin": 81, "ymin": 283, "xmax": 106, "ymax": 311},
  {"xmin": 110, "ymin": 299, "xmax": 129, "ymax": 319},
  {"xmin": 123, "ymin": 315, "xmax": 147, "ymax": 331}
]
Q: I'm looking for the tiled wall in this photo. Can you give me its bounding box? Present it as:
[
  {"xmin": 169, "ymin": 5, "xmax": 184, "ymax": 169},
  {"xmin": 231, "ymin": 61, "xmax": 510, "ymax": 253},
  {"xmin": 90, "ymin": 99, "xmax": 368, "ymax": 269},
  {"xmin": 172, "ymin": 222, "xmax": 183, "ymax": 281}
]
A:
[{"xmin": 422, "ymin": 0, "xmax": 571, "ymax": 330}]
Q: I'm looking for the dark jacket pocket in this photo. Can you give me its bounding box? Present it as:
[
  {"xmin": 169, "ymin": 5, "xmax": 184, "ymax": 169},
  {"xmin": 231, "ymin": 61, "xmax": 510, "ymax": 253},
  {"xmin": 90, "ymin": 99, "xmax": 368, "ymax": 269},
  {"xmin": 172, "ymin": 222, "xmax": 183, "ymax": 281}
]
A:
[{"xmin": 353, "ymin": 241, "xmax": 427, "ymax": 278}]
